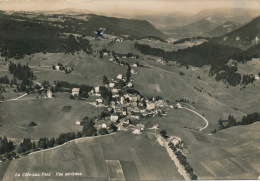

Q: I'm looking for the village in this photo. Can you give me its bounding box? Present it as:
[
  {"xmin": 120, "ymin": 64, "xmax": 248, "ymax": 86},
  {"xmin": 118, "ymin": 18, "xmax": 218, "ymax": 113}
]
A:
[{"xmin": 71, "ymin": 69, "xmax": 172, "ymax": 135}]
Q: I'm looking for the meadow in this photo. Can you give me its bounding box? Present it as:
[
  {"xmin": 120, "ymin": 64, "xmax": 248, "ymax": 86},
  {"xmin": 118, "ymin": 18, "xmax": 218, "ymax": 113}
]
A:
[{"xmin": 0, "ymin": 132, "xmax": 183, "ymax": 181}]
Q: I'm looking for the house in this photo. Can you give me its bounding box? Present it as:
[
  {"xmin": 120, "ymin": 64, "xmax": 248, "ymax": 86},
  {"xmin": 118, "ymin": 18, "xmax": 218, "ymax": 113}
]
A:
[
  {"xmin": 151, "ymin": 124, "xmax": 160, "ymax": 129},
  {"xmin": 176, "ymin": 103, "xmax": 182, "ymax": 109},
  {"xmin": 112, "ymin": 94, "xmax": 120, "ymax": 98},
  {"xmin": 94, "ymin": 86, "xmax": 100, "ymax": 93},
  {"xmin": 109, "ymin": 58, "xmax": 114, "ymax": 61},
  {"xmin": 130, "ymin": 113, "xmax": 141, "ymax": 120},
  {"xmin": 95, "ymin": 98, "xmax": 103, "ymax": 103},
  {"xmin": 103, "ymin": 52, "xmax": 108, "ymax": 56},
  {"xmin": 146, "ymin": 102, "xmax": 155, "ymax": 110},
  {"xmin": 132, "ymin": 129, "xmax": 141, "ymax": 134},
  {"xmin": 101, "ymin": 123, "xmax": 107, "ymax": 128},
  {"xmin": 130, "ymin": 69, "xmax": 137, "ymax": 74},
  {"xmin": 55, "ymin": 65, "xmax": 60, "ymax": 70},
  {"xmin": 127, "ymin": 82, "xmax": 133, "ymax": 87},
  {"xmin": 110, "ymin": 114, "xmax": 119, "ymax": 122},
  {"xmin": 109, "ymin": 82, "xmax": 115, "ymax": 88},
  {"xmin": 71, "ymin": 88, "xmax": 80, "ymax": 96},
  {"xmin": 132, "ymin": 107, "xmax": 140, "ymax": 113},
  {"xmin": 120, "ymin": 96, "xmax": 125, "ymax": 105},
  {"xmin": 111, "ymin": 89, "xmax": 119, "ymax": 93},
  {"xmin": 75, "ymin": 121, "xmax": 81, "ymax": 125},
  {"xmin": 129, "ymin": 95, "xmax": 138, "ymax": 102},
  {"xmin": 46, "ymin": 90, "xmax": 52, "ymax": 98},
  {"xmin": 117, "ymin": 74, "xmax": 123, "ymax": 79},
  {"xmin": 132, "ymin": 63, "xmax": 138, "ymax": 67}
]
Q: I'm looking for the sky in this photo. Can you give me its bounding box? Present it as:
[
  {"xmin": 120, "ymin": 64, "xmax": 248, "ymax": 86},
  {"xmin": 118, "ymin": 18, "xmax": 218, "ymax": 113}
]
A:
[{"xmin": 0, "ymin": 0, "xmax": 259, "ymax": 15}]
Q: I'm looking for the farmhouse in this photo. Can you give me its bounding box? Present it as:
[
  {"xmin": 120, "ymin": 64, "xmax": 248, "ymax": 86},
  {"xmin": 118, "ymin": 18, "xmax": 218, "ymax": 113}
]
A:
[
  {"xmin": 131, "ymin": 69, "xmax": 137, "ymax": 74},
  {"xmin": 146, "ymin": 102, "xmax": 155, "ymax": 110},
  {"xmin": 130, "ymin": 113, "xmax": 141, "ymax": 120},
  {"xmin": 111, "ymin": 114, "xmax": 119, "ymax": 122},
  {"xmin": 71, "ymin": 88, "xmax": 80, "ymax": 96},
  {"xmin": 109, "ymin": 82, "xmax": 115, "ymax": 88},
  {"xmin": 95, "ymin": 86, "xmax": 100, "ymax": 93},
  {"xmin": 117, "ymin": 74, "xmax": 123, "ymax": 79},
  {"xmin": 127, "ymin": 82, "xmax": 133, "ymax": 87},
  {"xmin": 95, "ymin": 98, "xmax": 103, "ymax": 103},
  {"xmin": 111, "ymin": 89, "xmax": 119, "ymax": 93},
  {"xmin": 46, "ymin": 90, "xmax": 52, "ymax": 98}
]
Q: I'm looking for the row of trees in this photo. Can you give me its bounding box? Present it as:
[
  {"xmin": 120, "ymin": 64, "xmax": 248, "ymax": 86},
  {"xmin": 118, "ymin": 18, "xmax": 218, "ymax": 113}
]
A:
[
  {"xmin": 0, "ymin": 136, "xmax": 14, "ymax": 155},
  {"xmin": 218, "ymin": 113, "xmax": 260, "ymax": 130}
]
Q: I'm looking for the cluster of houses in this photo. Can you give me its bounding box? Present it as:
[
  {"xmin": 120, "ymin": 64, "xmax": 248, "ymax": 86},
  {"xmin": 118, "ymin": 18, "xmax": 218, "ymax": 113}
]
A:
[{"xmin": 80, "ymin": 72, "xmax": 170, "ymax": 134}]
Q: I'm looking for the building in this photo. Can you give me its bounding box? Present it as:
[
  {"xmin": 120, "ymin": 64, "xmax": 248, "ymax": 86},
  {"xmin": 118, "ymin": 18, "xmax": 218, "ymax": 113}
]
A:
[
  {"xmin": 131, "ymin": 69, "xmax": 137, "ymax": 74},
  {"xmin": 111, "ymin": 89, "xmax": 119, "ymax": 93},
  {"xmin": 94, "ymin": 86, "xmax": 100, "ymax": 93},
  {"xmin": 176, "ymin": 103, "xmax": 182, "ymax": 109},
  {"xmin": 71, "ymin": 88, "xmax": 80, "ymax": 96},
  {"xmin": 95, "ymin": 98, "xmax": 103, "ymax": 103},
  {"xmin": 127, "ymin": 82, "xmax": 133, "ymax": 87},
  {"xmin": 117, "ymin": 74, "xmax": 123, "ymax": 80},
  {"xmin": 101, "ymin": 123, "xmax": 107, "ymax": 128},
  {"xmin": 46, "ymin": 90, "xmax": 52, "ymax": 98},
  {"xmin": 75, "ymin": 121, "xmax": 81, "ymax": 125},
  {"xmin": 109, "ymin": 82, "xmax": 115, "ymax": 88},
  {"xmin": 55, "ymin": 65, "xmax": 60, "ymax": 70},
  {"xmin": 111, "ymin": 114, "xmax": 119, "ymax": 122},
  {"xmin": 130, "ymin": 113, "xmax": 141, "ymax": 120},
  {"xmin": 146, "ymin": 102, "xmax": 155, "ymax": 110}
]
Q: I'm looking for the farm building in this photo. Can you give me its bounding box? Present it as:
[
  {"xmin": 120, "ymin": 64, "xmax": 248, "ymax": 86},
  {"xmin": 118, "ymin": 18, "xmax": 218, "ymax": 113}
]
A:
[
  {"xmin": 71, "ymin": 88, "xmax": 80, "ymax": 96},
  {"xmin": 111, "ymin": 114, "xmax": 119, "ymax": 122},
  {"xmin": 109, "ymin": 82, "xmax": 115, "ymax": 88},
  {"xmin": 146, "ymin": 102, "xmax": 155, "ymax": 110},
  {"xmin": 95, "ymin": 86, "xmax": 100, "ymax": 93},
  {"xmin": 46, "ymin": 90, "xmax": 52, "ymax": 98},
  {"xmin": 117, "ymin": 74, "xmax": 123, "ymax": 79},
  {"xmin": 95, "ymin": 98, "xmax": 103, "ymax": 103}
]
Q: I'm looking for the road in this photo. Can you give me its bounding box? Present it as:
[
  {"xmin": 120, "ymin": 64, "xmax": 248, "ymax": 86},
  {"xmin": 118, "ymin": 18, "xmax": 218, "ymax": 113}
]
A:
[
  {"xmin": 0, "ymin": 93, "xmax": 28, "ymax": 103},
  {"xmin": 178, "ymin": 104, "xmax": 209, "ymax": 131}
]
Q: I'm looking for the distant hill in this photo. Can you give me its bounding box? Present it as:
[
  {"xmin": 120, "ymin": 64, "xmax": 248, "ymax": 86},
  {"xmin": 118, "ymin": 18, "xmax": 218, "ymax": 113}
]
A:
[
  {"xmin": 0, "ymin": 11, "xmax": 166, "ymax": 58},
  {"xmin": 159, "ymin": 8, "xmax": 260, "ymax": 39},
  {"xmin": 86, "ymin": 14, "xmax": 167, "ymax": 40},
  {"xmin": 208, "ymin": 21, "xmax": 242, "ymax": 37},
  {"xmin": 212, "ymin": 16, "xmax": 260, "ymax": 49}
]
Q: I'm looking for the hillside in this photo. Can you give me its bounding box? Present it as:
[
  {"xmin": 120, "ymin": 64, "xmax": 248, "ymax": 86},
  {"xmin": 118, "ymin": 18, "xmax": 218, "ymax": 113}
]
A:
[
  {"xmin": 208, "ymin": 21, "xmax": 242, "ymax": 37},
  {"xmin": 212, "ymin": 16, "xmax": 260, "ymax": 49},
  {"xmin": 0, "ymin": 11, "xmax": 166, "ymax": 58}
]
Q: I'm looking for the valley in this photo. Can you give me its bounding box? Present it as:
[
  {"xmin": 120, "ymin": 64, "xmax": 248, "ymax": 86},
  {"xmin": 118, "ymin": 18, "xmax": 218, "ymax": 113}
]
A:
[{"xmin": 0, "ymin": 6, "xmax": 260, "ymax": 181}]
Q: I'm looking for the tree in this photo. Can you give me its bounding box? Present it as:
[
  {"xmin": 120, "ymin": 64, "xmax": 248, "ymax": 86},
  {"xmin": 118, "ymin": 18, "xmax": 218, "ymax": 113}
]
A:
[
  {"xmin": 82, "ymin": 120, "xmax": 97, "ymax": 137},
  {"xmin": 102, "ymin": 75, "xmax": 109, "ymax": 84},
  {"xmin": 99, "ymin": 128, "xmax": 108, "ymax": 135},
  {"xmin": 160, "ymin": 130, "xmax": 168, "ymax": 138}
]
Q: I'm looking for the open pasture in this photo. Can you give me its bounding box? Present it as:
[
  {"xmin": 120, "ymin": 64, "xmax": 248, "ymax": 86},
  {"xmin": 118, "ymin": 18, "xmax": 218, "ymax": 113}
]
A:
[
  {"xmin": 0, "ymin": 96, "xmax": 102, "ymax": 139},
  {"xmin": 0, "ymin": 132, "xmax": 183, "ymax": 181},
  {"xmin": 9, "ymin": 52, "xmax": 126, "ymax": 86}
]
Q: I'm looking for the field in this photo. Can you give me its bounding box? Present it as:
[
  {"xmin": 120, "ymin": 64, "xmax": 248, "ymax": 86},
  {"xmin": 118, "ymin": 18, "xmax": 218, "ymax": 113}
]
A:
[
  {"xmin": 0, "ymin": 94, "xmax": 103, "ymax": 139},
  {"xmin": 0, "ymin": 132, "xmax": 183, "ymax": 181},
  {"xmin": 7, "ymin": 51, "xmax": 126, "ymax": 86}
]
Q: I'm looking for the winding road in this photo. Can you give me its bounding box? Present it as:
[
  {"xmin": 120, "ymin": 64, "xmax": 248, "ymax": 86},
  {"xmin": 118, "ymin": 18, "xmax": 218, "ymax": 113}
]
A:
[{"xmin": 178, "ymin": 104, "xmax": 209, "ymax": 131}]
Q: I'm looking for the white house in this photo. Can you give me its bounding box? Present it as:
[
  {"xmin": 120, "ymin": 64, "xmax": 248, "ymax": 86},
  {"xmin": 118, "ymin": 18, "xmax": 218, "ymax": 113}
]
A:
[
  {"xmin": 109, "ymin": 82, "xmax": 115, "ymax": 88},
  {"xmin": 101, "ymin": 123, "xmax": 107, "ymax": 128},
  {"xmin": 117, "ymin": 74, "xmax": 123, "ymax": 79},
  {"xmin": 55, "ymin": 65, "xmax": 60, "ymax": 70},
  {"xmin": 127, "ymin": 82, "xmax": 133, "ymax": 87},
  {"xmin": 146, "ymin": 102, "xmax": 155, "ymax": 110},
  {"xmin": 132, "ymin": 129, "xmax": 141, "ymax": 134},
  {"xmin": 75, "ymin": 121, "xmax": 81, "ymax": 125},
  {"xmin": 94, "ymin": 86, "xmax": 100, "ymax": 93},
  {"xmin": 132, "ymin": 63, "xmax": 138, "ymax": 67},
  {"xmin": 111, "ymin": 114, "xmax": 119, "ymax": 122},
  {"xmin": 46, "ymin": 90, "xmax": 52, "ymax": 98},
  {"xmin": 71, "ymin": 88, "xmax": 80, "ymax": 96},
  {"xmin": 130, "ymin": 69, "xmax": 137, "ymax": 74},
  {"xmin": 95, "ymin": 98, "xmax": 103, "ymax": 103},
  {"xmin": 111, "ymin": 89, "xmax": 119, "ymax": 93},
  {"xmin": 176, "ymin": 103, "xmax": 182, "ymax": 109}
]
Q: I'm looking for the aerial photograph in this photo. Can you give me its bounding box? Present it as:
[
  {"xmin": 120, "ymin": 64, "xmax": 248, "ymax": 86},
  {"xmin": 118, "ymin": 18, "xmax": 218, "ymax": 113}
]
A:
[{"xmin": 0, "ymin": 0, "xmax": 259, "ymax": 180}]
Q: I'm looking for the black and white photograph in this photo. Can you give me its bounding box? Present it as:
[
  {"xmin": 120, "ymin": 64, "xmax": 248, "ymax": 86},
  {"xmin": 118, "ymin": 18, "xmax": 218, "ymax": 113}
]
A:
[{"xmin": 0, "ymin": 0, "xmax": 260, "ymax": 180}]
